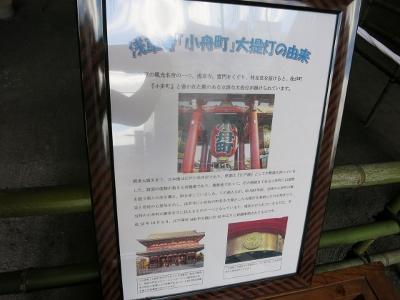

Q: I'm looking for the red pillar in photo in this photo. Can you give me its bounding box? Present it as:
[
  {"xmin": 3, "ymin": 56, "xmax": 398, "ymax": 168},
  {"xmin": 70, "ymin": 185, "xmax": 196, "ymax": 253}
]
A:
[
  {"xmin": 182, "ymin": 102, "xmax": 203, "ymax": 173},
  {"xmin": 249, "ymin": 101, "xmax": 260, "ymax": 169},
  {"xmin": 239, "ymin": 130, "xmax": 245, "ymax": 170},
  {"xmin": 199, "ymin": 131, "xmax": 208, "ymax": 172}
]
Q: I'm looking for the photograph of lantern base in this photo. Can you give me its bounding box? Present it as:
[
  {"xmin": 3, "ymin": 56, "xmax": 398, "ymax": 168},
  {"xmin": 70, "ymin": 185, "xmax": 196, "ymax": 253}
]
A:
[
  {"xmin": 225, "ymin": 217, "xmax": 288, "ymax": 264},
  {"xmin": 178, "ymin": 93, "xmax": 274, "ymax": 173}
]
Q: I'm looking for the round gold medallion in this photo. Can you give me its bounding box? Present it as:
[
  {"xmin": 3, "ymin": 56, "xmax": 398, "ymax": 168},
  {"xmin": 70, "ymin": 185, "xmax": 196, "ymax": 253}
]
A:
[{"xmin": 242, "ymin": 232, "xmax": 262, "ymax": 250}]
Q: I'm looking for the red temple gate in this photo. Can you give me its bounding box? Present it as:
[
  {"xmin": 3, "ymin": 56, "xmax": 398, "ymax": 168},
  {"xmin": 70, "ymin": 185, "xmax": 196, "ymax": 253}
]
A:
[{"xmin": 178, "ymin": 97, "xmax": 273, "ymax": 173}]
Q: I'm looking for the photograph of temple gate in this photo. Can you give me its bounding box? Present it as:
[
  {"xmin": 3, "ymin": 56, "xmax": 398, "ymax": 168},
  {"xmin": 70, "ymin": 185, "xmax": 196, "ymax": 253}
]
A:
[
  {"xmin": 178, "ymin": 93, "xmax": 274, "ymax": 173},
  {"xmin": 136, "ymin": 230, "xmax": 205, "ymax": 276}
]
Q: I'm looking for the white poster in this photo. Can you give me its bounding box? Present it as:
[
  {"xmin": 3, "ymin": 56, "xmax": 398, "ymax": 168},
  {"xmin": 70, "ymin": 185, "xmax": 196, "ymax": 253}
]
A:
[{"xmin": 105, "ymin": 1, "xmax": 338, "ymax": 299}]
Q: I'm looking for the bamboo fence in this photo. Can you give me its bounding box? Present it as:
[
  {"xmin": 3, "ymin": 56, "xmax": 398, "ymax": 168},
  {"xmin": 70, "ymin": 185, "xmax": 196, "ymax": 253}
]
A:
[{"xmin": 0, "ymin": 161, "xmax": 400, "ymax": 294}]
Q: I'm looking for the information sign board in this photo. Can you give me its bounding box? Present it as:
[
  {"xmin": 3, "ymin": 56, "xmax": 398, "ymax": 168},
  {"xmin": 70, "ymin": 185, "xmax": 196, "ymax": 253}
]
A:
[{"xmin": 76, "ymin": 1, "xmax": 360, "ymax": 299}]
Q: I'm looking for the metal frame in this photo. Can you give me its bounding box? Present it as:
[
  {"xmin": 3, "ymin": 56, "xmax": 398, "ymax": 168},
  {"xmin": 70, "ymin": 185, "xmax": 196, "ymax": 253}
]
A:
[{"xmin": 76, "ymin": 0, "xmax": 361, "ymax": 299}]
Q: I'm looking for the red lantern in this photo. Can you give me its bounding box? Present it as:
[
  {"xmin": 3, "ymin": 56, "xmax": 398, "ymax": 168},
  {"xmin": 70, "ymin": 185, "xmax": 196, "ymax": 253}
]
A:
[{"xmin": 210, "ymin": 123, "xmax": 238, "ymax": 158}]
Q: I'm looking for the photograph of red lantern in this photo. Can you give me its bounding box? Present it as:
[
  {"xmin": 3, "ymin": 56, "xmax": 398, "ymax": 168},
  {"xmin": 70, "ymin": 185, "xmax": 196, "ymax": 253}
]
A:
[
  {"xmin": 210, "ymin": 123, "xmax": 239, "ymax": 158},
  {"xmin": 178, "ymin": 93, "xmax": 274, "ymax": 173}
]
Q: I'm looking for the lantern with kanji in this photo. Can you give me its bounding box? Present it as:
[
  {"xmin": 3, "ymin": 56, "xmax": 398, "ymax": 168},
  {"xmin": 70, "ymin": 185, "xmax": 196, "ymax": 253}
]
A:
[{"xmin": 210, "ymin": 122, "xmax": 238, "ymax": 158}]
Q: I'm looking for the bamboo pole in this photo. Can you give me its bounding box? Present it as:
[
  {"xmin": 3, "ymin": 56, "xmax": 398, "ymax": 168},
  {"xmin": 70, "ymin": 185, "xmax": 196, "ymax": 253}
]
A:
[
  {"xmin": 0, "ymin": 185, "xmax": 90, "ymax": 217},
  {"xmin": 387, "ymin": 194, "xmax": 400, "ymax": 217},
  {"xmin": 0, "ymin": 162, "xmax": 399, "ymax": 218},
  {"xmin": 1, "ymin": 249, "xmax": 400, "ymax": 295},
  {"xmin": 319, "ymin": 220, "xmax": 400, "ymax": 248},
  {"xmin": 330, "ymin": 162, "xmax": 400, "ymax": 189},
  {"xmin": 352, "ymin": 239, "xmax": 375, "ymax": 256},
  {"xmin": 316, "ymin": 249, "xmax": 400, "ymax": 273},
  {"xmin": 348, "ymin": 194, "xmax": 400, "ymax": 256},
  {"xmin": 0, "ymin": 264, "xmax": 98, "ymax": 294}
]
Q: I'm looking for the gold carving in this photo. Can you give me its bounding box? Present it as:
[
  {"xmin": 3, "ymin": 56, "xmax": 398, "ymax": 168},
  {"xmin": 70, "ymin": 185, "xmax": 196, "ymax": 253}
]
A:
[{"xmin": 242, "ymin": 232, "xmax": 262, "ymax": 250}]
